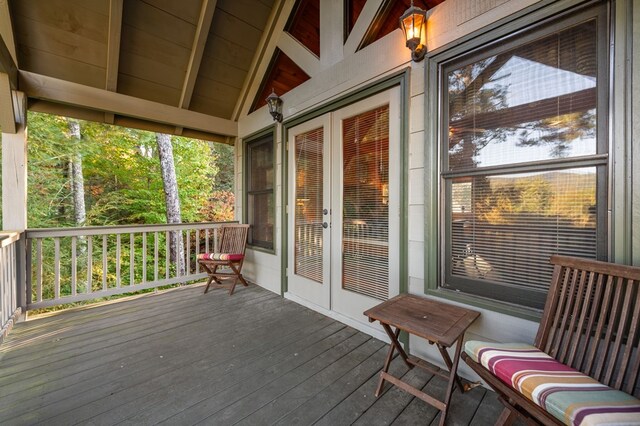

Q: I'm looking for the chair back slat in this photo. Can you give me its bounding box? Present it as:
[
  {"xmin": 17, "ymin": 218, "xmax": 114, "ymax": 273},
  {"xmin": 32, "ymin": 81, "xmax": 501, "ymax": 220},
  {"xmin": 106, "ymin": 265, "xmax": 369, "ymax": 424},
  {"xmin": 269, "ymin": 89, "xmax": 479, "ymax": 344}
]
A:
[
  {"xmin": 219, "ymin": 224, "xmax": 249, "ymax": 255},
  {"xmin": 535, "ymin": 255, "xmax": 640, "ymax": 396},
  {"xmin": 567, "ymin": 270, "xmax": 597, "ymax": 367},
  {"xmin": 620, "ymin": 282, "xmax": 640, "ymax": 392}
]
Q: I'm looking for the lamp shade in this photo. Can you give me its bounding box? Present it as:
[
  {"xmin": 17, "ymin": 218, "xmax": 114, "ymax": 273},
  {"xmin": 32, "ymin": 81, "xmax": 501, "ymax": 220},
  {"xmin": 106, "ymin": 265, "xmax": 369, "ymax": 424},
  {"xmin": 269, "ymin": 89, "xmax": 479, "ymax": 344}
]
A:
[
  {"xmin": 266, "ymin": 90, "xmax": 283, "ymax": 122},
  {"xmin": 399, "ymin": 2, "xmax": 427, "ymax": 62}
]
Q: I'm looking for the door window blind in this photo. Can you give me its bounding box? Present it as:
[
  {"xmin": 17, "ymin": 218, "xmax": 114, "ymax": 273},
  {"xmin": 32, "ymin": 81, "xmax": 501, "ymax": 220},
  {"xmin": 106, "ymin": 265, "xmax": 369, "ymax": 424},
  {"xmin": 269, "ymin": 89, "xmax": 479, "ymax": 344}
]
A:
[
  {"xmin": 294, "ymin": 128, "xmax": 324, "ymax": 283},
  {"xmin": 342, "ymin": 105, "xmax": 390, "ymax": 300}
]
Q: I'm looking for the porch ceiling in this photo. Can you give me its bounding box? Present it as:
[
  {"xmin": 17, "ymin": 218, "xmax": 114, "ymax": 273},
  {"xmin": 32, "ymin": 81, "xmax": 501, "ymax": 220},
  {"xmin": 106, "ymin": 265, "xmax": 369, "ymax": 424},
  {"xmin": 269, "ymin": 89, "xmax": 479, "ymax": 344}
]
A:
[{"xmin": 1, "ymin": 0, "xmax": 282, "ymax": 142}]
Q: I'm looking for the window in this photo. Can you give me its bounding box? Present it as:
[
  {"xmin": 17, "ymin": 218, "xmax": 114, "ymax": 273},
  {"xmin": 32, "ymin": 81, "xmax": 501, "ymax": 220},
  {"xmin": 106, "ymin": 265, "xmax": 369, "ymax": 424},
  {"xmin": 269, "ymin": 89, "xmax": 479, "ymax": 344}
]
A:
[
  {"xmin": 440, "ymin": 6, "xmax": 608, "ymax": 310},
  {"xmin": 245, "ymin": 133, "xmax": 275, "ymax": 250}
]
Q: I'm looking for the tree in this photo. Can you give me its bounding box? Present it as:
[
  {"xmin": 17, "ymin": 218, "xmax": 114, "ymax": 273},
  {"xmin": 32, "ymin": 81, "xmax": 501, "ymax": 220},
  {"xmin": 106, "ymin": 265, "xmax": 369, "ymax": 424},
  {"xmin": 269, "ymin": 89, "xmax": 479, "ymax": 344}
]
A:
[
  {"xmin": 67, "ymin": 119, "xmax": 86, "ymax": 227},
  {"xmin": 156, "ymin": 133, "xmax": 185, "ymax": 276}
]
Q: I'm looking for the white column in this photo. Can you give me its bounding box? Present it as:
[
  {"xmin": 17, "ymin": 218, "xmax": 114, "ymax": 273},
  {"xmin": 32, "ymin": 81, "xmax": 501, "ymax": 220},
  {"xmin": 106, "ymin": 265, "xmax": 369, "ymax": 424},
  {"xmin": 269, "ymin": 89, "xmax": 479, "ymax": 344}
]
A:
[{"xmin": 2, "ymin": 91, "xmax": 27, "ymax": 231}]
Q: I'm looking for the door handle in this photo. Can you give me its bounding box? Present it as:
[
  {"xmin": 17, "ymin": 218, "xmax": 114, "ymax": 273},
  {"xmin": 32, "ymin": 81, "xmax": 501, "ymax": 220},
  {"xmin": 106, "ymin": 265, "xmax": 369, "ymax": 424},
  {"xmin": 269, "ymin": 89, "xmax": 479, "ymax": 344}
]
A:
[{"xmin": 322, "ymin": 222, "xmax": 329, "ymax": 229}]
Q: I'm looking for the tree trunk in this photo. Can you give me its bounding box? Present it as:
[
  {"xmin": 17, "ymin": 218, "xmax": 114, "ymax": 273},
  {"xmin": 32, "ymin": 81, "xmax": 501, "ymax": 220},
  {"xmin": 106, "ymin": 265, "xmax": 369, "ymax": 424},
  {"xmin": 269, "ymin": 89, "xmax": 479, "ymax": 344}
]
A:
[
  {"xmin": 67, "ymin": 120, "xmax": 86, "ymax": 227},
  {"xmin": 156, "ymin": 133, "xmax": 185, "ymax": 276}
]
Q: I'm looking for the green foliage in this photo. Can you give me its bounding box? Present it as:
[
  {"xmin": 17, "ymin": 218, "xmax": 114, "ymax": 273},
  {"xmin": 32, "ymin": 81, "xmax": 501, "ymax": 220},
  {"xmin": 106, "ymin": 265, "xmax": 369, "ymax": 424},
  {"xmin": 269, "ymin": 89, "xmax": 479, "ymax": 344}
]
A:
[{"xmin": 27, "ymin": 112, "xmax": 236, "ymax": 228}]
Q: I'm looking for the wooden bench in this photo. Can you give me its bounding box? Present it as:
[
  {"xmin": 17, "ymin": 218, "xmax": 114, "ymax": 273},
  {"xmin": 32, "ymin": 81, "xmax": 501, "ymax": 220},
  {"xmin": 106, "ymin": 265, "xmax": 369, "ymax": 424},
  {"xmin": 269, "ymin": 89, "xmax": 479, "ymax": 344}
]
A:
[{"xmin": 461, "ymin": 255, "xmax": 640, "ymax": 425}]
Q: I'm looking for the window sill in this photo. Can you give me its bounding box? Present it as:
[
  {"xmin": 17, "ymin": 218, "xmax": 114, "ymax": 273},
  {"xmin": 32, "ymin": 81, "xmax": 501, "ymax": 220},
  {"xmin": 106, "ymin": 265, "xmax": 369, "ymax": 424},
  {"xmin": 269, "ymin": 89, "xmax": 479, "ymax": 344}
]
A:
[
  {"xmin": 247, "ymin": 245, "xmax": 276, "ymax": 255},
  {"xmin": 424, "ymin": 288, "xmax": 543, "ymax": 323}
]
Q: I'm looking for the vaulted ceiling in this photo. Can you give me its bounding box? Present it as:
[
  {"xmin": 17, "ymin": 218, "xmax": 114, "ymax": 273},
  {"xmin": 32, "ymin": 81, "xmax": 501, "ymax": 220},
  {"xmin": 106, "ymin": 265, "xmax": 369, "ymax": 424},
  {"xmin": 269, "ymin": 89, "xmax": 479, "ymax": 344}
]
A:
[{"xmin": 0, "ymin": 0, "xmax": 445, "ymax": 142}]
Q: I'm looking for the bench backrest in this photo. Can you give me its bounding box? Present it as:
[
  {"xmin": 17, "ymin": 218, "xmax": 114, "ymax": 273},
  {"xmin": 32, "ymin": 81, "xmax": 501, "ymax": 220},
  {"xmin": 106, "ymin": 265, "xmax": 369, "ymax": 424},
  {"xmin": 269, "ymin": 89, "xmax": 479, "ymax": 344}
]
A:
[
  {"xmin": 535, "ymin": 255, "xmax": 640, "ymax": 396},
  {"xmin": 218, "ymin": 224, "xmax": 249, "ymax": 255}
]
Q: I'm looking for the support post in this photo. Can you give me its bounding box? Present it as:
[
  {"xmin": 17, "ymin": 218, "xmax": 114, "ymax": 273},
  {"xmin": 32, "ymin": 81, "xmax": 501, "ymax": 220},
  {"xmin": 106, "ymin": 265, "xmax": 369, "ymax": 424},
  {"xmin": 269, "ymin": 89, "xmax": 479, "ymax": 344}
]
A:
[{"xmin": 2, "ymin": 91, "xmax": 27, "ymax": 318}]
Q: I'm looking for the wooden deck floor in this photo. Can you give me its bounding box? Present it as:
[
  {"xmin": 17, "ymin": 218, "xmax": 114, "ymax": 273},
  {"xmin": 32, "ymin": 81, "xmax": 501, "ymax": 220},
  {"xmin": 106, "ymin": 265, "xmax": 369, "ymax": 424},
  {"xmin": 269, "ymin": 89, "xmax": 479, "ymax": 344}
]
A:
[{"xmin": 0, "ymin": 284, "xmax": 505, "ymax": 425}]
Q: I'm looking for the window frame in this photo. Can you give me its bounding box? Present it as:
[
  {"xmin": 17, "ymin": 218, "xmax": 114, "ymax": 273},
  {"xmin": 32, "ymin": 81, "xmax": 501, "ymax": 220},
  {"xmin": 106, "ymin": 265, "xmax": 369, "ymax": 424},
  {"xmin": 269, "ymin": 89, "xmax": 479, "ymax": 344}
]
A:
[
  {"xmin": 244, "ymin": 128, "xmax": 277, "ymax": 252},
  {"xmin": 425, "ymin": 1, "xmax": 610, "ymax": 316}
]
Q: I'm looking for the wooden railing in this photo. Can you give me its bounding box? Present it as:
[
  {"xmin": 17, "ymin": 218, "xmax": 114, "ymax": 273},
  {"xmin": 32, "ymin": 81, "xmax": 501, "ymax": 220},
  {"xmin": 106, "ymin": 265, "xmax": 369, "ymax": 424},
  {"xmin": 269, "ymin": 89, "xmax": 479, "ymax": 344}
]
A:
[
  {"xmin": 25, "ymin": 222, "xmax": 233, "ymax": 310},
  {"xmin": 0, "ymin": 232, "xmax": 22, "ymax": 342}
]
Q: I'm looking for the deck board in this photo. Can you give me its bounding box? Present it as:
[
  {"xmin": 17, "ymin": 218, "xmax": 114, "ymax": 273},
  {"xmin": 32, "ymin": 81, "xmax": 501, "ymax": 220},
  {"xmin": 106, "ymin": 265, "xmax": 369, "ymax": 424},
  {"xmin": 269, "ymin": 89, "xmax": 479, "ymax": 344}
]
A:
[{"xmin": 0, "ymin": 284, "xmax": 506, "ymax": 425}]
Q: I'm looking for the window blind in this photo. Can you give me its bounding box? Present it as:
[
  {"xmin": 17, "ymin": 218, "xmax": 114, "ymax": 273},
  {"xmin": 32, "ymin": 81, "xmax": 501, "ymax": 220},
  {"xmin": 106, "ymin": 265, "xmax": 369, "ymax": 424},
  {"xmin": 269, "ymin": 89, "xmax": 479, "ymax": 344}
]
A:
[
  {"xmin": 441, "ymin": 14, "xmax": 606, "ymax": 309},
  {"xmin": 294, "ymin": 128, "xmax": 324, "ymax": 283},
  {"xmin": 342, "ymin": 105, "xmax": 390, "ymax": 300}
]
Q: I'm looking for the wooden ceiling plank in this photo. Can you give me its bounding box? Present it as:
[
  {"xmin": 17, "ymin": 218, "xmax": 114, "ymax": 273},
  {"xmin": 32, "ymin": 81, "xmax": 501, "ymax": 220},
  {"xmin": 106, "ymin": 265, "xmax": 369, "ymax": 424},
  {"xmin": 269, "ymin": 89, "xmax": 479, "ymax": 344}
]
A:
[
  {"xmin": 344, "ymin": 0, "xmax": 385, "ymax": 56},
  {"xmin": 233, "ymin": 0, "xmax": 294, "ymax": 120},
  {"xmin": 20, "ymin": 70, "xmax": 238, "ymax": 136},
  {"xmin": 105, "ymin": 0, "xmax": 123, "ymax": 124},
  {"xmin": 276, "ymin": 32, "xmax": 320, "ymax": 77},
  {"xmin": 18, "ymin": 46, "xmax": 106, "ymax": 88},
  {"xmin": 179, "ymin": 0, "xmax": 217, "ymax": 109}
]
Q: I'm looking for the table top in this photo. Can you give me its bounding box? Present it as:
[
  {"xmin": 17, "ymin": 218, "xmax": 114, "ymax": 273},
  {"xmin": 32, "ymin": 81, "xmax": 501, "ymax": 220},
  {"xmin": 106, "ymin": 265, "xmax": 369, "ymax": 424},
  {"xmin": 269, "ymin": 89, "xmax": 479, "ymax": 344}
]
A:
[{"xmin": 364, "ymin": 294, "xmax": 480, "ymax": 347}]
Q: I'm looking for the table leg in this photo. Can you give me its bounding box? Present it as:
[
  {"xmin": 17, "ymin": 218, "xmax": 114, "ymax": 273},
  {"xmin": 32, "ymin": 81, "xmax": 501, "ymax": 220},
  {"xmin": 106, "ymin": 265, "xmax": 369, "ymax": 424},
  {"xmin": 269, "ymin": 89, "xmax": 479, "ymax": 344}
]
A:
[
  {"xmin": 375, "ymin": 327, "xmax": 398, "ymax": 397},
  {"xmin": 438, "ymin": 334, "xmax": 465, "ymax": 426},
  {"xmin": 436, "ymin": 342, "xmax": 465, "ymax": 393},
  {"xmin": 381, "ymin": 323, "xmax": 411, "ymax": 367}
]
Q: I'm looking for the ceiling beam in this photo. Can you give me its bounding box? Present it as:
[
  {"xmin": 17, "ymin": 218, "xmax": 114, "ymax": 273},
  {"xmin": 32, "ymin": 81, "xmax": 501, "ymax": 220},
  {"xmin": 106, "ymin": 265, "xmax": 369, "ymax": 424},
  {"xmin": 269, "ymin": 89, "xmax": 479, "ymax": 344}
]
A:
[
  {"xmin": 233, "ymin": 0, "xmax": 295, "ymax": 121},
  {"xmin": 0, "ymin": 73, "xmax": 16, "ymax": 133},
  {"xmin": 343, "ymin": 0, "xmax": 385, "ymax": 56},
  {"xmin": 20, "ymin": 71, "xmax": 238, "ymax": 136},
  {"xmin": 176, "ymin": 0, "xmax": 217, "ymax": 135},
  {"xmin": 105, "ymin": 0, "xmax": 123, "ymax": 124},
  {"xmin": 179, "ymin": 0, "xmax": 217, "ymax": 110},
  {"xmin": 276, "ymin": 32, "xmax": 321, "ymax": 77}
]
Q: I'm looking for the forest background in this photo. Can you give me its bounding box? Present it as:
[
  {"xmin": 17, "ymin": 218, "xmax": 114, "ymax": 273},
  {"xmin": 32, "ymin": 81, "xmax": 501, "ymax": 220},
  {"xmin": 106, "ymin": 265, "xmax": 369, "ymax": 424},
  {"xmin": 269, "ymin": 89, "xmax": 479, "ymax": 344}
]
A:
[{"xmin": 1, "ymin": 111, "xmax": 235, "ymax": 229}]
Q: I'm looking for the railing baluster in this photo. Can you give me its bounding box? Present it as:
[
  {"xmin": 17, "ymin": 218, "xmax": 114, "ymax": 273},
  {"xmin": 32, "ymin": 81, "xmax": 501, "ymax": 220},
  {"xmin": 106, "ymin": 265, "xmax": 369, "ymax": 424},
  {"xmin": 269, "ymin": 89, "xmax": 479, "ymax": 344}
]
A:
[
  {"xmin": 130, "ymin": 233, "xmax": 135, "ymax": 286},
  {"xmin": 195, "ymin": 229, "xmax": 200, "ymax": 273},
  {"xmin": 186, "ymin": 229, "xmax": 191, "ymax": 275},
  {"xmin": 165, "ymin": 231, "xmax": 170, "ymax": 280},
  {"xmin": 36, "ymin": 238, "xmax": 42, "ymax": 302},
  {"xmin": 154, "ymin": 232, "xmax": 159, "ymax": 282},
  {"xmin": 205, "ymin": 228, "xmax": 209, "ymax": 253},
  {"xmin": 142, "ymin": 232, "xmax": 147, "ymax": 283},
  {"xmin": 102, "ymin": 235, "xmax": 108, "ymax": 290},
  {"xmin": 116, "ymin": 234, "xmax": 121, "ymax": 288},
  {"xmin": 54, "ymin": 238, "xmax": 60, "ymax": 300},
  {"xmin": 87, "ymin": 236, "xmax": 93, "ymax": 293},
  {"xmin": 71, "ymin": 236, "xmax": 77, "ymax": 296}
]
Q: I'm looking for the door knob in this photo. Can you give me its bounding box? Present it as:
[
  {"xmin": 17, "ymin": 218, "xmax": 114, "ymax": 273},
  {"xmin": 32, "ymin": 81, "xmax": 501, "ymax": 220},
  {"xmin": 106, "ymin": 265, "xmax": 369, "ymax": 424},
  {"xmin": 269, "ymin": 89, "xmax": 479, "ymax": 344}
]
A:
[{"xmin": 322, "ymin": 222, "xmax": 329, "ymax": 229}]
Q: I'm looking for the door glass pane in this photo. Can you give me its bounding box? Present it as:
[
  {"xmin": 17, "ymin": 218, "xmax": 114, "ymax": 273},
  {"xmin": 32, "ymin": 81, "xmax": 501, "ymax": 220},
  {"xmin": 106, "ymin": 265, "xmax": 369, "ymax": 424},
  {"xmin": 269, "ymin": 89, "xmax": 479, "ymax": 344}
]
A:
[
  {"xmin": 294, "ymin": 128, "xmax": 324, "ymax": 283},
  {"xmin": 342, "ymin": 105, "xmax": 389, "ymax": 300},
  {"xmin": 447, "ymin": 20, "xmax": 597, "ymax": 171}
]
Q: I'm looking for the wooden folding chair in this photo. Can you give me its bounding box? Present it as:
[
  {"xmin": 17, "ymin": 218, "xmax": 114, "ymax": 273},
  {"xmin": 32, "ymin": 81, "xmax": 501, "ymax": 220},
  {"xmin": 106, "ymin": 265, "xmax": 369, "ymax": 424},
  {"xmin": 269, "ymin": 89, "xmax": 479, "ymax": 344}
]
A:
[{"xmin": 197, "ymin": 224, "xmax": 249, "ymax": 295}]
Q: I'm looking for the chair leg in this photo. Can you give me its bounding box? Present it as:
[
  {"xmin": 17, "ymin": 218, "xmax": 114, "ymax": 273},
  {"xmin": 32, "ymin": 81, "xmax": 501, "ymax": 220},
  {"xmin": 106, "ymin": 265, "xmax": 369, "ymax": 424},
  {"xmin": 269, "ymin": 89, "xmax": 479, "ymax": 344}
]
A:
[
  {"xmin": 203, "ymin": 275, "xmax": 215, "ymax": 294},
  {"xmin": 496, "ymin": 406, "xmax": 518, "ymax": 426}
]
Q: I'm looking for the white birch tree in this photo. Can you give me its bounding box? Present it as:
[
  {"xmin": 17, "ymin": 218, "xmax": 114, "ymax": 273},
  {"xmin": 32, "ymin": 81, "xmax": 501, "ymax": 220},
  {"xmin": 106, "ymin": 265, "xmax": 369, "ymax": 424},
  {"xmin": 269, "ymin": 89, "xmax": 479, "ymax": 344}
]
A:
[
  {"xmin": 67, "ymin": 119, "xmax": 86, "ymax": 227},
  {"xmin": 156, "ymin": 133, "xmax": 185, "ymax": 276}
]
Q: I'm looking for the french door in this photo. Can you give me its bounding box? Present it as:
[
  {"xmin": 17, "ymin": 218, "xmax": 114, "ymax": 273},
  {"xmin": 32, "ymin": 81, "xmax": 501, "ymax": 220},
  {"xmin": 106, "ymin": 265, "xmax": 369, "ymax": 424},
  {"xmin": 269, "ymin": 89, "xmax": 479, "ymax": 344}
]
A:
[{"xmin": 287, "ymin": 88, "xmax": 401, "ymax": 326}]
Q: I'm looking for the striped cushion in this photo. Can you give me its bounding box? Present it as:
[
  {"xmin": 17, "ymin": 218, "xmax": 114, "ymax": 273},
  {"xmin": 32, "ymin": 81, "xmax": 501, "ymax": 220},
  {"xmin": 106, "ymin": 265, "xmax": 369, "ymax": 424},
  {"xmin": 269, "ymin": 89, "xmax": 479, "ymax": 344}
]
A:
[
  {"xmin": 465, "ymin": 341, "xmax": 640, "ymax": 426},
  {"xmin": 197, "ymin": 253, "xmax": 244, "ymax": 261}
]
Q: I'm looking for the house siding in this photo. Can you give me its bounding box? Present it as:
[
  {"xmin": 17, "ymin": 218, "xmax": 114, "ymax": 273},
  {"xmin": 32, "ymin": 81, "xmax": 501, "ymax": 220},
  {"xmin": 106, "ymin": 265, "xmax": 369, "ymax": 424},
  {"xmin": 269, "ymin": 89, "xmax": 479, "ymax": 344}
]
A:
[{"xmin": 237, "ymin": 0, "xmax": 638, "ymax": 381}]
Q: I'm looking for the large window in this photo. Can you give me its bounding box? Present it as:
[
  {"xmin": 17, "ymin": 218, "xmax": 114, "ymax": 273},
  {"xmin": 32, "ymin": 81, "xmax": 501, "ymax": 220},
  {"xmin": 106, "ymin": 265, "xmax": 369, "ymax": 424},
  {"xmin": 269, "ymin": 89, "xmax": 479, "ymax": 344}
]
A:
[
  {"xmin": 245, "ymin": 133, "xmax": 275, "ymax": 250},
  {"xmin": 440, "ymin": 5, "xmax": 608, "ymax": 310}
]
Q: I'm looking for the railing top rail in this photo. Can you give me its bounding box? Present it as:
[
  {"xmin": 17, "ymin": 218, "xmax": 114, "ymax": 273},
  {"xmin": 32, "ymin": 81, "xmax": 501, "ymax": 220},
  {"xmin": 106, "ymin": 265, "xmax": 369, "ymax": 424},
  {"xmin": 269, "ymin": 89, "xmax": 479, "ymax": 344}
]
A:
[
  {"xmin": 0, "ymin": 231, "xmax": 21, "ymax": 247},
  {"xmin": 26, "ymin": 221, "xmax": 238, "ymax": 239}
]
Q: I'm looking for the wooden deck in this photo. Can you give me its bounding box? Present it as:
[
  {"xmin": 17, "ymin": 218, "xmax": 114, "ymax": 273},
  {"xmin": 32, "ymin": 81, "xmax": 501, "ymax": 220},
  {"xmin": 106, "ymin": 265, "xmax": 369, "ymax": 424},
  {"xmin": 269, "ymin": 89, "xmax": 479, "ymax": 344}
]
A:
[{"xmin": 0, "ymin": 284, "xmax": 505, "ymax": 425}]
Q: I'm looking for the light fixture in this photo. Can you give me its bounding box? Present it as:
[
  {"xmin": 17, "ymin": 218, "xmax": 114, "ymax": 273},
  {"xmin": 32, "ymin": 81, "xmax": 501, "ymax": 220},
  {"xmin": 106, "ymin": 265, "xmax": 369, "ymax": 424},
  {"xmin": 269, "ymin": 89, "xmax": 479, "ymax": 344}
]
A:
[
  {"xmin": 266, "ymin": 89, "xmax": 283, "ymax": 123},
  {"xmin": 399, "ymin": 0, "xmax": 427, "ymax": 62}
]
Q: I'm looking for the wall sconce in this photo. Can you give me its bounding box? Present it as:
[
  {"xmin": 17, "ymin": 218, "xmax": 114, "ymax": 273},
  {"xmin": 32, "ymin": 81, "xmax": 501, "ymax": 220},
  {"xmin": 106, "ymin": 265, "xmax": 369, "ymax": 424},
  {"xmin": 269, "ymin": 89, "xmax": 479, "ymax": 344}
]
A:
[
  {"xmin": 399, "ymin": 1, "xmax": 427, "ymax": 62},
  {"xmin": 266, "ymin": 89, "xmax": 283, "ymax": 123}
]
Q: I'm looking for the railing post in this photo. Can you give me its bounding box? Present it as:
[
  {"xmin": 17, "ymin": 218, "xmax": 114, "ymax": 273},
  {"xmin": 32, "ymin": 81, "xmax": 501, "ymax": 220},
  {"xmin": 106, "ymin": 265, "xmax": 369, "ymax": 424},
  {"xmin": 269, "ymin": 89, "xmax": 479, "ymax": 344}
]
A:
[{"xmin": 16, "ymin": 232, "xmax": 27, "ymax": 321}]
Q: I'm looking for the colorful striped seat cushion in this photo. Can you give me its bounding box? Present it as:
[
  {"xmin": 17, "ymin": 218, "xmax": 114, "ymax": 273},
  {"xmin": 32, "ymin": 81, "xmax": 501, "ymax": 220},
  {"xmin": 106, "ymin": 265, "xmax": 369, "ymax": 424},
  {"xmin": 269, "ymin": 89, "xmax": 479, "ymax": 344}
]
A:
[
  {"xmin": 197, "ymin": 253, "xmax": 244, "ymax": 261},
  {"xmin": 464, "ymin": 341, "xmax": 640, "ymax": 426}
]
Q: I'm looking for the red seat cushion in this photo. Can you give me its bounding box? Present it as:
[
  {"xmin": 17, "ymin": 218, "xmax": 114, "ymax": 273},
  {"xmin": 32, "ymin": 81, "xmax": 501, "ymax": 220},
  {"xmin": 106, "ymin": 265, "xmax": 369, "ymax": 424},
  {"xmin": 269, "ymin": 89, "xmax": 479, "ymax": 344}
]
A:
[{"xmin": 197, "ymin": 253, "xmax": 244, "ymax": 261}]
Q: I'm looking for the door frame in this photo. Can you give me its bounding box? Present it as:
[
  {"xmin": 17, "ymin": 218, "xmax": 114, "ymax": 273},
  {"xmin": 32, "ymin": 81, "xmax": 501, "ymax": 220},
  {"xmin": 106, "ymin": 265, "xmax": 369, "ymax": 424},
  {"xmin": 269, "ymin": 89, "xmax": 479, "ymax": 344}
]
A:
[{"xmin": 280, "ymin": 70, "xmax": 410, "ymax": 337}]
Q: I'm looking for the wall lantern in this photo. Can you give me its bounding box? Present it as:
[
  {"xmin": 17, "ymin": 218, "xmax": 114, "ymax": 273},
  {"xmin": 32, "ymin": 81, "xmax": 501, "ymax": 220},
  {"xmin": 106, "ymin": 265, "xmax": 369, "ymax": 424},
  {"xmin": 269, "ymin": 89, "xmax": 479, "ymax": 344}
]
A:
[
  {"xmin": 399, "ymin": 1, "xmax": 427, "ymax": 62},
  {"xmin": 266, "ymin": 89, "xmax": 283, "ymax": 123}
]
